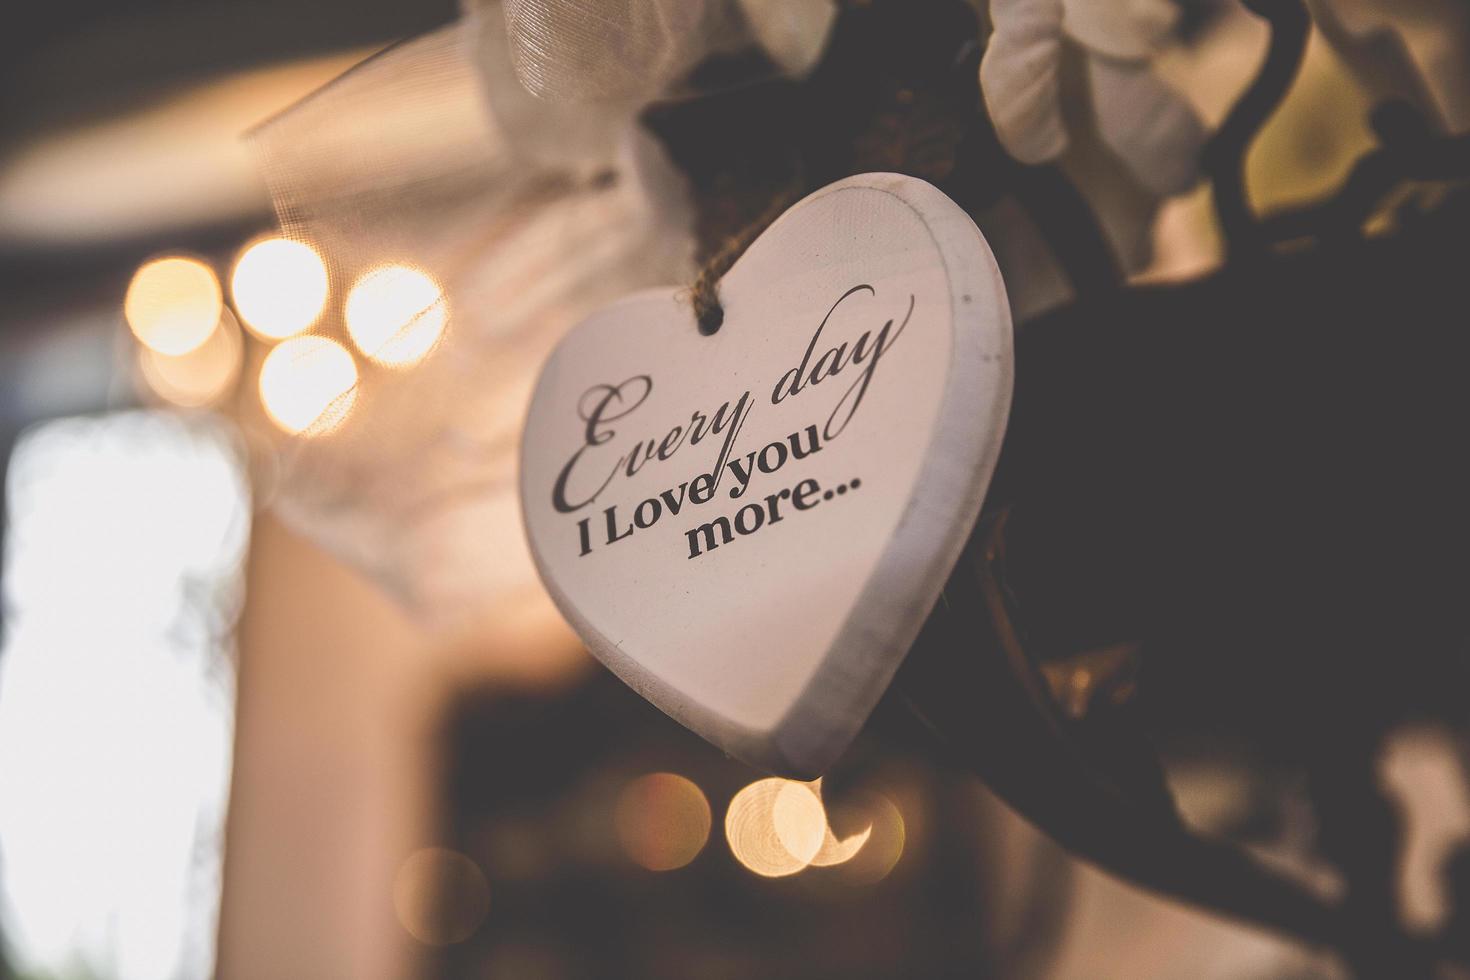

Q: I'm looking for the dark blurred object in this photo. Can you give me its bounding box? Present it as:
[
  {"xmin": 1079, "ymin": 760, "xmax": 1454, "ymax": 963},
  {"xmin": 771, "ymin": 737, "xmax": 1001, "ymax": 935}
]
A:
[
  {"xmin": 645, "ymin": 1, "xmax": 1470, "ymax": 975},
  {"xmin": 896, "ymin": 5, "xmax": 1470, "ymax": 974},
  {"xmin": 898, "ymin": 174, "xmax": 1470, "ymax": 975},
  {"xmin": 431, "ymin": 672, "xmax": 1023, "ymax": 980}
]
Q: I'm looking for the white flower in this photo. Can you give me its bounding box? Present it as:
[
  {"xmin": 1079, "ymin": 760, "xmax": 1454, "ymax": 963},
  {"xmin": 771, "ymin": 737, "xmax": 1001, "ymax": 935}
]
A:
[
  {"xmin": 495, "ymin": 0, "xmax": 837, "ymax": 105},
  {"xmin": 980, "ymin": 0, "xmax": 1206, "ymax": 196},
  {"xmin": 737, "ymin": 0, "xmax": 837, "ymax": 78}
]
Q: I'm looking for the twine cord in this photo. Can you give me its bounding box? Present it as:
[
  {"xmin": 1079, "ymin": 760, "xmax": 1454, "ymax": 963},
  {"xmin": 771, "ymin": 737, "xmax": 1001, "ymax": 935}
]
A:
[{"xmin": 689, "ymin": 187, "xmax": 804, "ymax": 335}]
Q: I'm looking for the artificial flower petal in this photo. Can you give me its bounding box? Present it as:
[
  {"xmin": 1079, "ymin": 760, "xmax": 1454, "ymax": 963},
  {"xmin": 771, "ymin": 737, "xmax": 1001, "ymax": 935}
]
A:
[
  {"xmin": 738, "ymin": 0, "xmax": 837, "ymax": 78},
  {"xmin": 981, "ymin": 0, "xmax": 1070, "ymax": 164},
  {"xmin": 1086, "ymin": 53, "xmax": 1205, "ymax": 196},
  {"xmin": 1061, "ymin": 0, "xmax": 1177, "ymax": 62}
]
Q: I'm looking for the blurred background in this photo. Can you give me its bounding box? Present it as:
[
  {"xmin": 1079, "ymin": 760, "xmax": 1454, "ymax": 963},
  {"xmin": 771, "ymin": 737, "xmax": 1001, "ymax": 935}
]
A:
[{"xmin": 3, "ymin": 0, "xmax": 1469, "ymax": 977}]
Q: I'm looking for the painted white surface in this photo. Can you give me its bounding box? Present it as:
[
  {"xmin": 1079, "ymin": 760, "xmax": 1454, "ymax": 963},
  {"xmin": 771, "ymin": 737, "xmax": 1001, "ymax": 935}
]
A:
[{"xmin": 521, "ymin": 174, "xmax": 1012, "ymax": 776}]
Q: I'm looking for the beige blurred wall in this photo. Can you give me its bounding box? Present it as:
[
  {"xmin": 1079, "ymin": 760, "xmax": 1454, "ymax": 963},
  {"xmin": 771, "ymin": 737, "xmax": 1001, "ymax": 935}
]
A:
[
  {"xmin": 216, "ymin": 514, "xmax": 439, "ymax": 980},
  {"xmin": 216, "ymin": 510, "xmax": 587, "ymax": 980}
]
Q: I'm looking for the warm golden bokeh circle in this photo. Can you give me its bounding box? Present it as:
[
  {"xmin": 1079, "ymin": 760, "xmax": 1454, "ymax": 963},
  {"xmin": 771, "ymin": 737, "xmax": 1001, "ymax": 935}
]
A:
[
  {"xmin": 137, "ymin": 307, "xmax": 243, "ymax": 408},
  {"xmin": 257, "ymin": 335, "xmax": 358, "ymax": 435},
  {"xmin": 231, "ymin": 237, "xmax": 329, "ymax": 340},
  {"xmin": 392, "ymin": 847, "xmax": 490, "ymax": 946},
  {"xmin": 725, "ymin": 778, "xmax": 826, "ymax": 877},
  {"xmin": 124, "ymin": 255, "xmax": 222, "ymax": 356},
  {"xmin": 614, "ymin": 772, "xmax": 712, "ymax": 871},
  {"xmin": 344, "ymin": 264, "xmax": 448, "ymax": 367},
  {"xmin": 809, "ymin": 800, "xmax": 873, "ymax": 868},
  {"xmin": 722, "ymin": 776, "xmax": 907, "ymax": 883},
  {"xmin": 824, "ymin": 793, "xmax": 905, "ymax": 885}
]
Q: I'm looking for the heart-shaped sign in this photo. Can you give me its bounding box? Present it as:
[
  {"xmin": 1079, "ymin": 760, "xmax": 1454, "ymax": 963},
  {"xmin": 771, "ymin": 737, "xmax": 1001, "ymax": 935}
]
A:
[{"xmin": 520, "ymin": 173, "xmax": 1012, "ymax": 777}]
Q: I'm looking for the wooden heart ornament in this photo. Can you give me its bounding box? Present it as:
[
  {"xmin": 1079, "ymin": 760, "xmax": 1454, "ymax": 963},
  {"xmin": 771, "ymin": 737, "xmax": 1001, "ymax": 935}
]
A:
[{"xmin": 520, "ymin": 173, "xmax": 1013, "ymax": 777}]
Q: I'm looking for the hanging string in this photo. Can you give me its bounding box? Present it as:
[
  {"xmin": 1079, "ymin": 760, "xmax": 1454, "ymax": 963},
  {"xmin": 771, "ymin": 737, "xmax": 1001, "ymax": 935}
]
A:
[{"xmin": 688, "ymin": 182, "xmax": 805, "ymax": 335}]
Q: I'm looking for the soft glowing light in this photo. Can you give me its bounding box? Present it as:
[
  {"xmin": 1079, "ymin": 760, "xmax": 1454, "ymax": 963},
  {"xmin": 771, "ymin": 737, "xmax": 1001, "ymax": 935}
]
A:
[
  {"xmin": 0, "ymin": 412, "xmax": 248, "ymax": 980},
  {"xmin": 796, "ymin": 776, "xmax": 871, "ymax": 867},
  {"xmin": 344, "ymin": 264, "xmax": 447, "ymax": 367},
  {"xmin": 827, "ymin": 794, "xmax": 905, "ymax": 885},
  {"xmin": 257, "ymin": 336, "xmax": 358, "ymax": 435},
  {"xmin": 230, "ymin": 237, "xmax": 328, "ymax": 339},
  {"xmin": 393, "ymin": 848, "xmax": 490, "ymax": 946},
  {"xmin": 615, "ymin": 773, "xmax": 711, "ymax": 871},
  {"xmin": 773, "ymin": 780, "xmax": 829, "ymax": 864},
  {"xmin": 138, "ymin": 307, "xmax": 243, "ymax": 407},
  {"xmin": 810, "ymin": 812, "xmax": 873, "ymax": 867},
  {"xmin": 725, "ymin": 778, "xmax": 826, "ymax": 878},
  {"xmin": 124, "ymin": 256, "xmax": 222, "ymax": 356}
]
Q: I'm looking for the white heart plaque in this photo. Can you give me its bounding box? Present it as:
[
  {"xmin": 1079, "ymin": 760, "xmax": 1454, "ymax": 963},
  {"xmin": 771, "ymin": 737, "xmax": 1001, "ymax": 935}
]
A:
[{"xmin": 520, "ymin": 173, "xmax": 1012, "ymax": 776}]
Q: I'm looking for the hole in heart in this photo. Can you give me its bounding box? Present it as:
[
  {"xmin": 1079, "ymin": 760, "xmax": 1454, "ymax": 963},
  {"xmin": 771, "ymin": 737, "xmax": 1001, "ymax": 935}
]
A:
[{"xmin": 696, "ymin": 302, "xmax": 724, "ymax": 336}]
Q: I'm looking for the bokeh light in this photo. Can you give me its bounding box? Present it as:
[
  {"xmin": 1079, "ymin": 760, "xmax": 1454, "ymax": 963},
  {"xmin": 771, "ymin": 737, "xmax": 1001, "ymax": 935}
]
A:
[
  {"xmin": 810, "ymin": 810, "xmax": 872, "ymax": 868},
  {"xmin": 230, "ymin": 237, "xmax": 329, "ymax": 340},
  {"xmin": 725, "ymin": 778, "xmax": 826, "ymax": 878},
  {"xmin": 614, "ymin": 773, "xmax": 711, "ymax": 871},
  {"xmin": 804, "ymin": 776, "xmax": 871, "ymax": 868},
  {"xmin": 392, "ymin": 847, "xmax": 490, "ymax": 946},
  {"xmin": 257, "ymin": 335, "xmax": 358, "ymax": 435},
  {"xmin": 773, "ymin": 780, "xmax": 829, "ymax": 866},
  {"xmin": 137, "ymin": 306, "xmax": 243, "ymax": 408},
  {"xmin": 124, "ymin": 256, "xmax": 222, "ymax": 356},
  {"xmin": 344, "ymin": 264, "xmax": 447, "ymax": 367},
  {"xmin": 825, "ymin": 794, "xmax": 905, "ymax": 885}
]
